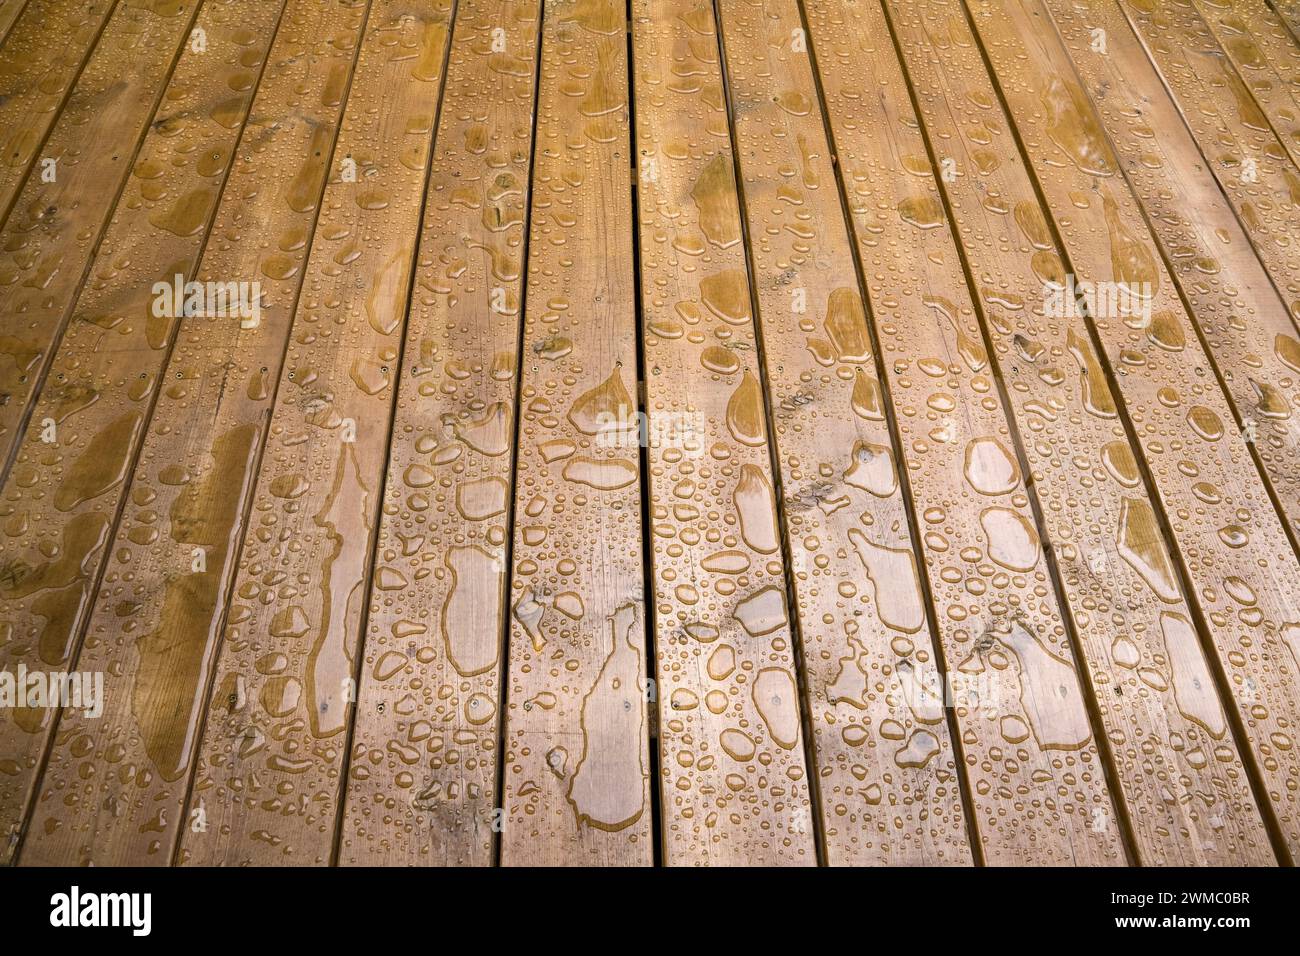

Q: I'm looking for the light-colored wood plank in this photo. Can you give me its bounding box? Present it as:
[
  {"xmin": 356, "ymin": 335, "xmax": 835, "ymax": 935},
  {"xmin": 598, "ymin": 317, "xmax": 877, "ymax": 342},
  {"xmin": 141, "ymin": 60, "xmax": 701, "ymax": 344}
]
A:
[
  {"xmin": 631, "ymin": 0, "xmax": 815, "ymax": 866},
  {"xmin": 1077, "ymin": 0, "xmax": 1300, "ymax": 544},
  {"xmin": 884, "ymin": 0, "xmax": 1273, "ymax": 864},
  {"xmin": 1250, "ymin": 0, "xmax": 1300, "ymax": 64},
  {"xmin": 1272, "ymin": 0, "xmax": 1300, "ymax": 41},
  {"xmin": 794, "ymin": 0, "xmax": 1125, "ymax": 865},
  {"xmin": 0, "ymin": 0, "xmax": 120, "ymax": 228},
  {"xmin": 968, "ymin": 0, "xmax": 1300, "ymax": 864},
  {"xmin": 0, "ymin": 0, "xmax": 204, "ymax": 475},
  {"xmin": 1046, "ymin": 1, "xmax": 1300, "ymax": 602},
  {"xmin": 1200, "ymin": 1, "xmax": 1300, "ymax": 106},
  {"xmin": 1123, "ymin": 0, "xmax": 1300, "ymax": 171},
  {"xmin": 1194, "ymin": 0, "xmax": 1300, "ymax": 167},
  {"xmin": 16, "ymin": 0, "xmax": 367, "ymax": 867},
  {"xmin": 176, "ymin": 0, "xmax": 454, "ymax": 866},
  {"xmin": 0, "ymin": 0, "xmax": 289, "ymax": 865},
  {"xmin": 1116, "ymin": 0, "xmax": 1300, "ymax": 331},
  {"xmin": 338, "ymin": 0, "xmax": 540, "ymax": 868},
  {"xmin": 713, "ymin": 0, "xmax": 976, "ymax": 866},
  {"xmin": 498, "ymin": 0, "xmax": 652, "ymax": 867}
]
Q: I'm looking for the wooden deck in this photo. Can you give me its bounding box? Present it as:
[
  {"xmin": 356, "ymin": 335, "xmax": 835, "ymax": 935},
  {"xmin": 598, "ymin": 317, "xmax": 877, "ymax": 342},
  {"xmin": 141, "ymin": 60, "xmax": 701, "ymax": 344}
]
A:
[{"xmin": 1, "ymin": 0, "xmax": 1299, "ymax": 867}]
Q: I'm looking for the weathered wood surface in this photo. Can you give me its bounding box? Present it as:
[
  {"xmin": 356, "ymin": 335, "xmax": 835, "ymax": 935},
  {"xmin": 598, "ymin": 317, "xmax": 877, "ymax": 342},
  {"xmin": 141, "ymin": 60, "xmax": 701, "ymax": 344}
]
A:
[{"xmin": 0, "ymin": 0, "xmax": 1296, "ymax": 867}]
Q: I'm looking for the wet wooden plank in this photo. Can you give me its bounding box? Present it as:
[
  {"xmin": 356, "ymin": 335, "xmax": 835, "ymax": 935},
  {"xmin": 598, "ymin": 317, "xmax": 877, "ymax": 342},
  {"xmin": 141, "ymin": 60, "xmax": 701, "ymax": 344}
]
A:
[
  {"xmin": 885, "ymin": 0, "xmax": 1274, "ymax": 865},
  {"xmin": 967, "ymin": 0, "xmax": 1300, "ymax": 864},
  {"xmin": 16, "ymin": 0, "xmax": 368, "ymax": 867},
  {"xmin": 0, "ymin": 0, "xmax": 289, "ymax": 865},
  {"xmin": 0, "ymin": 0, "xmax": 204, "ymax": 475},
  {"xmin": 0, "ymin": 0, "xmax": 120, "ymax": 228},
  {"xmin": 176, "ymin": 0, "xmax": 454, "ymax": 866},
  {"xmin": 1193, "ymin": 0, "xmax": 1300, "ymax": 166},
  {"xmin": 1251, "ymin": 0, "xmax": 1300, "ymax": 61},
  {"xmin": 1080, "ymin": 0, "xmax": 1300, "ymax": 542},
  {"xmin": 1044, "ymin": 0, "xmax": 1300, "ymax": 631},
  {"xmin": 1123, "ymin": 0, "xmax": 1300, "ymax": 172},
  {"xmin": 796, "ymin": 0, "xmax": 1125, "ymax": 865},
  {"xmin": 1115, "ymin": 0, "xmax": 1300, "ymax": 330},
  {"xmin": 631, "ymin": 0, "xmax": 815, "ymax": 866},
  {"xmin": 712, "ymin": 0, "xmax": 974, "ymax": 866},
  {"xmin": 338, "ymin": 0, "xmax": 541, "ymax": 868},
  {"xmin": 0, "ymin": 0, "xmax": 33, "ymax": 48},
  {"xmin": 498, "ymin": 0, "xmax": 652, "ymax": 866},
  {"xmin": 1198, "ymin": 1, "xmax": 1300, "ymax": 109},
  {"xmin": 1271, "ymin": 0, "xmax": 1300, "ymax": 40}
]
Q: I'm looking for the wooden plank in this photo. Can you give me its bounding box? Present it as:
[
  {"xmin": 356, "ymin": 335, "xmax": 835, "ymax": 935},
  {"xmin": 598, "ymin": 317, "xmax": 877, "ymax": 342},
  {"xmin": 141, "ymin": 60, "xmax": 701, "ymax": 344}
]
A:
[
  {"xmin": 0, "ymin": 0, "xmax": 33, "ymax": 47},
  {"xmin": 1116, "ymin": 0, "xmax": 1300, "ymax": 327},
  {"xmin": 712, "ymin": 0, "xmax": 976, "ymax": 867},
  {"xmin": 337, "ymin": 0, "xmax": 541, "ymax": 868},
  {"xmin": 967, "ymin": 0, "xmax": 1300, "ymax": 863},
  {"xmin": 0, "ymin": 0, "xmax": 120, "ymax": 228},
  {"xmin": 498, "ymin": 0, "xmax": 651, "ymax": 867},
  {"xmin": 1079, "ymin": 0, "xmax": 1300, "ymax": 548},
  {"xmin": 175, "ymin": 0, "xmax": 453, "ymax": 867},
  {"xmin": 787, "ymin": 0, "xmax": 1126, "ymax": 865},
  {"xmin": 1200, "ymin": 0, "xmax": 1300, "ymax": 99},
  {"xmin": 0, "ymin": 0, "xmax": 289, "ymax": 866},
  {"xmin": 0, "ymin": 0, "xmax": 204, "ymax": 475},
  {"xmin": 1252, "ymin": 0, "xmax": 1300, "ymax": 61},
  {"xmin": 15, "ymin": 0, "xmax": 368, "ymax": 867},
  {"xmin": 1122, "ymin": 0, "xmax": 1300, "ymax": 170},
  {"xmin": 1271, "ymin": 0, "xmax": 1300, "ymax": 41},
  {"xmin": 1194, "ymin": 0, "xmax": 1300, "ymax": 167},
  {"xmin": 631, "ymin": 0, "xmax": 815, "ymax": 865},
  {"xmin": 1248, "ymin": 0, "xmax": 1300, "ymax": 75},
  {"xmin": 883, "ymin": 0, "xmax": 1274, "ymax": 864},
  {"xmin": 1045, "ymin": 1, "xmax": 1300, "ymax": 596}
]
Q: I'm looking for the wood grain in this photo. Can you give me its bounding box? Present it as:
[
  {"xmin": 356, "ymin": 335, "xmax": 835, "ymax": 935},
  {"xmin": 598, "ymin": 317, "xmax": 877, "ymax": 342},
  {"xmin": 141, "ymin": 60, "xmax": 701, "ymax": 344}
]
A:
[
  {"xmin": 632, "ymin": 0, "xmax": 816, "ymax": 866},
  {"xmin": 1045, "ymin": 0, "xmax": 1300, "ymax": 584},
  {"xmin": 339, "ymin": 0, "xmax": 540, "ymax": 867},
  {"xmin": 0, "ymin": 0, "xmax": 120, "ymax": 228},
  {"xmin": 0, "ymin": 0, "xmax": 1296, "ymax": 867},
  {"xmin": 968, "ymin": 0, "xmax": 1300, "ymax": 864},
  {"xmin": 1270, "ymin": 0, "xmax": 1300, "ymax": 41},
  {"xmin": 714, "ymin": 0, "xmax": 976, "ymax": 865},
  {"xmin": 1193, "ymin": 0, "xmax": 1300, "ymax": 168},
  {"xmin": 885, "ymin": 0, "xmax": 1273, "ymax": 864},
  {"xmin": 0, "ymin": 0, "xmax": 287, "ymax": 865},
  {"xmin": 1074, "ymin": 0, "xmax": 1300, "ymax": 544},
  {"xmin": 17, "ymin": 0, "xmax": 368, "ymax": 867},
  {"xmin": 1115, "ymin": 0, "xmax": 1300, "ymax": 335},
  {"xmin": 799, "ymin": 0, "xmax": 1124, "ymax": 865},
  {"xmin": 498, "ymin": 0, "xmax": 652, "ymax": 867},
  {"xmin": 0, "ymin": 0, "xmax": 34, "ymax": 48},
  {"xmin": 0, "ymin": 0, "xmax": 204, "ymax": 475},
  {"xmin": 1190, "ymin": 0, "xmax": 1300, "ymax": 166},
  {"xmin": 176, "ymin": 0, "xmax": 454, "ymax": 866}
]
